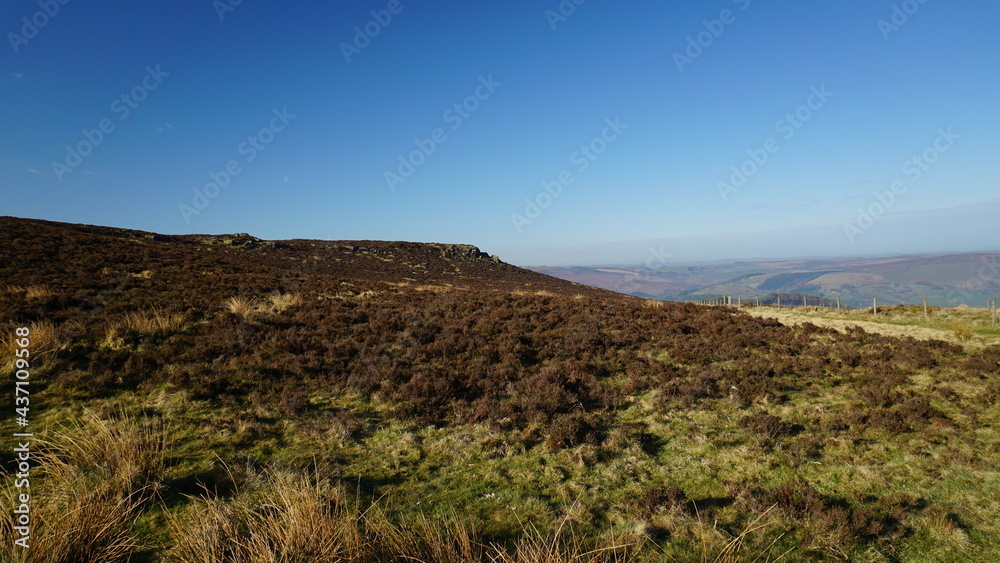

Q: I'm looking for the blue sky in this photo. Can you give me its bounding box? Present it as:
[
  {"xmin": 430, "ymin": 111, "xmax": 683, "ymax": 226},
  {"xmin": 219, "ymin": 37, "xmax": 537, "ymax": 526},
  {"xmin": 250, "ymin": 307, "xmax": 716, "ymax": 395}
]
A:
[{"xmin": 2, "ymin": 0, "xmax": 998, "ymax": 266}]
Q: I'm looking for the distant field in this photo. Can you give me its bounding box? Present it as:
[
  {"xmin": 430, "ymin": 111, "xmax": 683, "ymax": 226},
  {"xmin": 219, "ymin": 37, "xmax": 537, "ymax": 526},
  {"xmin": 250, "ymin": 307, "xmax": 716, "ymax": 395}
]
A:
[{"xmin": 743, "ymin": 304, "xmax": 1000, "ymax": 349}]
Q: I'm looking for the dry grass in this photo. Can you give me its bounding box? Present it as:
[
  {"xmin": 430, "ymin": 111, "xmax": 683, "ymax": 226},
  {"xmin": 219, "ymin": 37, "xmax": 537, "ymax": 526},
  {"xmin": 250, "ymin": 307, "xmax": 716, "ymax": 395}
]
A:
[
  {"xmin": 743, "ymin": 307, "xmax": 976, "ymax": 346},
  {"xmin": 0, "ymin": 319, "xmax": 66, "ymax": 371},
  {"xmin": 26, "ymin": 286, "xmax": 55, "ymax": 299},
  {"xmin": 166, "ymin": 468, "xmax": 360, "ymax": 562},
  {"xmin": 224, "ymin": 296, "xmax": 261, "ymax": 317},
  {"xmin": 0, "ymin": 464, "xmax": 147, "ymax": 563},
  {"xmin": 101, "ymin": 308, "xmax": 185, "ymax": 349},
  {"xmin": 124, "ymin": 308, "xmax": 183, "ymax": 333},
  {"xmin": 414, "ymin": 284, "xmax": 453, "ymax": 293},
  {"xmin": 264, "ymin": 291, "xmax": 301, "ymax": 313},
  {"xmin": 224, "ymin": 292, "xmax": 303, "ymax": 317},
  {"xmin": 0, "ymin": 410, "xmax": 167, "ymax": 563},
  {"xmin": 950, "ymin": 321, "xmax": 973, "ymax": 342},
  {"xmin": 511, "ymin": 290, "xmax": 557, "ymax": 298},
  {"xmin": 46, "ymin": 409, "xmax": 168, "ymax": 491},
  {"xmin": 1, "ymin": 284, "xmax": 57, "ymax": 299},
  {"xmin": 164, "ymin": 465, "xmax": 635, "ymax": 563},
  {"xmin": 493, "ymin": 519, "xmax": 630, "ymax": 563},
  {"xmin": 708, "ymin": 506, "xmax": 790, "ymax": 563},
  {"xmin": 743, "ymin": 304, "xmax": 1000, "ymax": 348},
  {"xmin": 166, "ymin": 465, "xmax": 483, "ymax": 562}
]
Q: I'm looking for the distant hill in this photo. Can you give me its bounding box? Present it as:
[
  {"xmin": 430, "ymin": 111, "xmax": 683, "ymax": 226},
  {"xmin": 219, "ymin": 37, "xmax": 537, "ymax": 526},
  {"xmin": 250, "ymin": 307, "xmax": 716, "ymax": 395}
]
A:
[{"xmin": 530, "ymin": 252, "xmax": 1000, "ymax": 307}]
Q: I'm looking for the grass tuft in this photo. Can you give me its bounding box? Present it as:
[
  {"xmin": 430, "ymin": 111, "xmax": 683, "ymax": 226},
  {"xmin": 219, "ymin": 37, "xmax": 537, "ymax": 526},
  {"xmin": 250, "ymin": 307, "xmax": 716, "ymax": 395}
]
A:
[
  {"xmin": 0, "ymin": 410, "xmax": 167, "ymax": 563},
  {"xmin": 224, "ymin": 296, "xmax": 261, "ymax": 317}
]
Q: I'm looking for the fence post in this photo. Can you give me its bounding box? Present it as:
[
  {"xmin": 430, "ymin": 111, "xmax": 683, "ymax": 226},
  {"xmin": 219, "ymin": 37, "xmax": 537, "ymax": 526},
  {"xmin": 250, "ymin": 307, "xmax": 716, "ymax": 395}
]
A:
[
  {"xmin": 755, "ymin": 296, "xmax": 759, "ymax": 307},
  {"xmin": 923, "ymin": 297, "xmax": 928, "ymax": 320},
  {"xmin": 837, "ymin": 296, "xmax": 841, "ymax": 310},
  {"xmin": 777, "ymin": 296, "xmax": 781, "ymax": 308},
  {"xmin": 873, "ymin": 298, "xmax": 877, "ymax": 316}
]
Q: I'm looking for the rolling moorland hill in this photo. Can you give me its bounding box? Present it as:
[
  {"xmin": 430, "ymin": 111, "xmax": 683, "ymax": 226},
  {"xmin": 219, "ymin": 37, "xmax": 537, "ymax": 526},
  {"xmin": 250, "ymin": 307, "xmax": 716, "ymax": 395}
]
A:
[{"xmin": 1, "ymin": 216, "xmax": 999, "ymax": 562}]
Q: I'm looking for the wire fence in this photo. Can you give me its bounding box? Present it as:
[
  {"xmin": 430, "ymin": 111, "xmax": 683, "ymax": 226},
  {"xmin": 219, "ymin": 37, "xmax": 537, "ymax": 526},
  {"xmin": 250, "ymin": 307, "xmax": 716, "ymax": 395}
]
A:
[{"xmin": 691, "ymin": 295, "xmax": 998, "ymax": 325}]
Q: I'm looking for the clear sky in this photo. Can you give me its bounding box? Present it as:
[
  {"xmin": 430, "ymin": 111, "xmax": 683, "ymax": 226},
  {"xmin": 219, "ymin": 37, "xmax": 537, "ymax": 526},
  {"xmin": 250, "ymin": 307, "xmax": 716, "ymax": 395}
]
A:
[{"xmin": 3, "ymin": 0, "xmax": 998, "ymax": 266}]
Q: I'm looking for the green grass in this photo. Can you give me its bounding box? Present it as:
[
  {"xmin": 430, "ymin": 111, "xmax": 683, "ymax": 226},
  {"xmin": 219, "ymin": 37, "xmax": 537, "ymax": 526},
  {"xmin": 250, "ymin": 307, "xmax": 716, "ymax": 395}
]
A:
[{"xmin": 9, "ymin": 361, "xmax": 997, "ymax": 561}]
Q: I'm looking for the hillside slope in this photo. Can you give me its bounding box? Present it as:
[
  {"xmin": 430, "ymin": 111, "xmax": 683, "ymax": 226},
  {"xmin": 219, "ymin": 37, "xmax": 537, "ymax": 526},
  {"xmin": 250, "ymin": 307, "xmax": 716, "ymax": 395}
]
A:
[{"xmin": 1, "ymin": 217, "xmax": 999, "ymax": 562}]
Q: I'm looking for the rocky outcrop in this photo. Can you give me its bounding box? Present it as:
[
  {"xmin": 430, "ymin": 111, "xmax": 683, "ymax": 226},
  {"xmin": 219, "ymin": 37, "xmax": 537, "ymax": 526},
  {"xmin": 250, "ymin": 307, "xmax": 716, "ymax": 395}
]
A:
[
  {"xmin": 200, "ymin": 233, "xmax": 284, "ymax": 249},
  {"xmin": 435, "ymin": 244, "xmax": 503, "ymax": 264}
]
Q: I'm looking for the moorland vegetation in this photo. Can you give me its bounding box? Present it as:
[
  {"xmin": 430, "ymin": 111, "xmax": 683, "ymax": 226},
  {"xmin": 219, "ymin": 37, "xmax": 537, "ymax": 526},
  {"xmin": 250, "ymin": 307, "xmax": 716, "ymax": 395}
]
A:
[{"xmin": 1, "ymin": 217, "xmax": 998, "ymax": 561}]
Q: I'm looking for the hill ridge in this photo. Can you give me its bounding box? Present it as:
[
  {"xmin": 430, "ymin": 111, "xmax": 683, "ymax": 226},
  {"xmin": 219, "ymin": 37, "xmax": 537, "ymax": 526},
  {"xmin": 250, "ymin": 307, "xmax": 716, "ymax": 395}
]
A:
[{"xmin": 0, "ymin": 216, "xmax": 612, "ymax": 302}]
